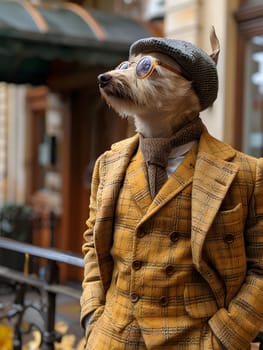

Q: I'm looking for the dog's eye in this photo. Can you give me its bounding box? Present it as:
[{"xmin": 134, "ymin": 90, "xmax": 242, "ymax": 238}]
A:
[{"xmin": 117, "ymin": 62, "xmax": 130, "ymax": 70}]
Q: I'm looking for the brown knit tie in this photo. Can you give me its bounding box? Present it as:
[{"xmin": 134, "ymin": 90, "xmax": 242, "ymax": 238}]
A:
[{"xmin": 140, "ymin": 116, "xmax": 203, "ymax": 198}]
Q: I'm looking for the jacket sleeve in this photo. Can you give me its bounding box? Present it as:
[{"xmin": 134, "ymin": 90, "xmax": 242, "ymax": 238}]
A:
[
  {"xmin": 209, "ymin": 157, "xmax": 263, "ymax": 349},
  {"xmin": 80, "ymin": 155, "xmax": 106, "ymax": 328}
]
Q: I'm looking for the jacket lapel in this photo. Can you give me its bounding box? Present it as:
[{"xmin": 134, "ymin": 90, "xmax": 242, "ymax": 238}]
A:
[
  {"xmin": 191, "ymin": 130, "xmax": 239, "ymax": 305},
  {"xmin": 98, "ymin": 134, "xmax": 140, "ymax": 232},
  {"xmin": 125, "ymin": 149, "xmax": 152, "ymax": 215},
  {"xmin": 94, "ymin": 135, "xmax": 140, "ymax": 290}
]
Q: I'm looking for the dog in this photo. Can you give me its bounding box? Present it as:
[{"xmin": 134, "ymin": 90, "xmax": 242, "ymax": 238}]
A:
[{"xmin": 81, "ymin": 28, "xmax": 263, "ymax": 350}]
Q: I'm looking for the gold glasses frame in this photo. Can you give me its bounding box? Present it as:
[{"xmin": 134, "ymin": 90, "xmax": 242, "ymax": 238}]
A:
[{"xmin": 116, "ymin": 56, "xmax": 185, "ymax": 80}]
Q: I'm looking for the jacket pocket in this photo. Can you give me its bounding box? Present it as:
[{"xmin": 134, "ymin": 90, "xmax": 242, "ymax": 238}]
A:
[
  {"xmin": 212, "ymin": 202, "xmax": 243, "ymax": 229},
  {"xmin": 205, "ymin": 203, "xmax": 245, "ymax": 259},
  {"xmin": 204, "ymin": 202, "xmax": 246, "ymax": 290},
  {"xmin": 184, "ymin": 282, "xmax": 218, "ymax": 318}
]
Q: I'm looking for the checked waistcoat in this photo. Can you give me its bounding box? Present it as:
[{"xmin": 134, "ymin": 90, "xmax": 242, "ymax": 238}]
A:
[{"xmin": 86, "ymin": 144, "xmax": 218, "ymax": 350}]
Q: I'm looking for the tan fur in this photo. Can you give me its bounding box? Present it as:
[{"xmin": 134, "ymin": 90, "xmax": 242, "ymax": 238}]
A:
[{"xmin": 99, "ymin": 52, "xmax": 201, "ymax": 138}]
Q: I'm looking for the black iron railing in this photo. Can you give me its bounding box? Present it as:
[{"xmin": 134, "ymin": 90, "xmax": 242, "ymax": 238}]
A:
[{"xmin": 0, "ymin": 236, "xmax": 83, "ymax": 350}]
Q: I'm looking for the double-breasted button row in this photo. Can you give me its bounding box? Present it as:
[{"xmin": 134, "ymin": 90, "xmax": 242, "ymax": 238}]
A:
[
  {"xmin": 137, "ymin": 230, "xmax": 181, "ymax": 241},
  {"xmin": 130, "ymin": 293, "xmax": 169, "ymax": 307},
  {"xmin": 132, "ymin": 261, "xmax": 175, "ymax": 276}
]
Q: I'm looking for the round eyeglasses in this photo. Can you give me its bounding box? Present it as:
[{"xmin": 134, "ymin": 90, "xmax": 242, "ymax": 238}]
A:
[{"xmin": 116, "ymin": 56, "xmax": 185, "ymax": 80}]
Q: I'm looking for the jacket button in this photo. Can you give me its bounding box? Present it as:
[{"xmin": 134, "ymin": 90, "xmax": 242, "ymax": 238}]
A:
[
  {"xmin": 170, "ymin": 231, "xmax": 180, "ymax": 242},
  {"xmin": 130, "ymin": 293, "xmax": 140, "ymax": 303},
  {"xmin": 137, "ymin": 230, "xmax": 146, "ymax": 238},
  {"xmin": 224, "ymin": 234, "xmax": 234, "ymax": 244},
  {"xmin": 165, "ymin": 265, "xmax": 175, "ymax": 276},
  {"xmin": 159, "ymin": 296, "xmax": 169, "ymax": 307},
  {"xmin": 132, "ymin": 260, "xmax": 142, "ymax": 270}
]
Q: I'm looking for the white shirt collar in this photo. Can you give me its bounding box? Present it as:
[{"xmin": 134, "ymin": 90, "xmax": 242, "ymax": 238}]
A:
[{"xmin": 168, "ymin": 140, "xmax": 196, "ymax": 159}]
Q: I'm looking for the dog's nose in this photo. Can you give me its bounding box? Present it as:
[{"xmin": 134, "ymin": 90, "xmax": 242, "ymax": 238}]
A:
[{"xmin": 98, "ymin": 73, "xmax": 112, "ymax": 88}]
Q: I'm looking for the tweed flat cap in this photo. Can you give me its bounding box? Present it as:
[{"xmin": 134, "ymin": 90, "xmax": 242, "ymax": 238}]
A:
[{"xmin": 129, "ymin": 37, "xmax": 218, "ymax": 111}]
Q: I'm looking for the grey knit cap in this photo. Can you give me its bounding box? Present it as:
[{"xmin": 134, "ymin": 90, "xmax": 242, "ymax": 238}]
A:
[{"xmin": 129, "ymin": 37, "xmax": 218, "ymax": 111}]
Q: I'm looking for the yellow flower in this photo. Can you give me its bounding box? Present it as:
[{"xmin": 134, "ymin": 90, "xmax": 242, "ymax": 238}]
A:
[{"xmin": 0, "ymin": 324, "xmax": 13, "ymax": 350}]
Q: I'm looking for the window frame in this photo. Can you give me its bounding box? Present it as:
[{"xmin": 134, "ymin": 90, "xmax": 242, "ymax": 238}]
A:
[{"xmin": 234, "ymin": 1, "xmax": 263, "ymax": 151}]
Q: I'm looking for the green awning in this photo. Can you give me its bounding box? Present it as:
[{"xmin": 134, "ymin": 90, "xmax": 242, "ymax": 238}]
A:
[{"xmin": 0, "ymin": 0, "xmax": 152, "ymax": 85}]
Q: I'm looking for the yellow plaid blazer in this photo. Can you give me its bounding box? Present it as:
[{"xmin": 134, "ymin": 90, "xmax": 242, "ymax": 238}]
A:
[{"xmin": 80, "ymin": 129, "xmax": 263, "ymax": 349}]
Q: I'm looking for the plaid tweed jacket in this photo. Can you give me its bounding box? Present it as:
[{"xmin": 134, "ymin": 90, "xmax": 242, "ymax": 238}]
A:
[{"xmin": 80, "ymin": 129, "xmax": 263, "ymax": 349}]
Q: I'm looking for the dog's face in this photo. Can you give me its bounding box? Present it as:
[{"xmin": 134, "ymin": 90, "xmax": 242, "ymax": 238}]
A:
[{"xmin": 98, "ymin": 52, "xmax": 201, "ymax": 136}]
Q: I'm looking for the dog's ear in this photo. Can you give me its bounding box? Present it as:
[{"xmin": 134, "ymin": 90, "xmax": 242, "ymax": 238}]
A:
[{"xmin": 210, "ymin": 26, "xmax": 220, "ymax": 65}]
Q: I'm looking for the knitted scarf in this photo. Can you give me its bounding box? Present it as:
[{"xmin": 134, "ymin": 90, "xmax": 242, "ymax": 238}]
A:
[{"xmin": 140, "ymin": 116, "xmax": 203, "ymax": 198}]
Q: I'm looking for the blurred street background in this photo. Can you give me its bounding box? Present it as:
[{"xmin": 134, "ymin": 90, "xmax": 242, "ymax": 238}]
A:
[{"xmin": 0, "ymin": 0, "xmax": 262, "ymax": 348}]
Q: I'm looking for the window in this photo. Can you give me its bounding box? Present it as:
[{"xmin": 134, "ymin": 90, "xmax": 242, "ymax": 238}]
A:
[
  {"xmin": 235, "ymin": 0, "xmax": 263, "ymax": 157},
  {"xmin": 243, "ymin": 35, "xmax": 263, "ymax": 156}
]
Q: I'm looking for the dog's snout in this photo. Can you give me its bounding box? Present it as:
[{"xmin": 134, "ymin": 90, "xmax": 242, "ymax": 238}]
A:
[{"xmin": 98, "ymin": 73, "xmax": 112, "ymax": 88}]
